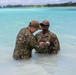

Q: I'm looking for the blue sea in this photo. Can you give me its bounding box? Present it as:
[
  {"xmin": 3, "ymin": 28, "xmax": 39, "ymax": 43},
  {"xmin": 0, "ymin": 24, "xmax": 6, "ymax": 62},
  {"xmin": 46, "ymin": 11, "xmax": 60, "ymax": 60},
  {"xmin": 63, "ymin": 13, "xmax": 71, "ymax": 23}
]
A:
[{"xmin": 0, "ymin": 7, "xmax": 76, "ymax": 75}]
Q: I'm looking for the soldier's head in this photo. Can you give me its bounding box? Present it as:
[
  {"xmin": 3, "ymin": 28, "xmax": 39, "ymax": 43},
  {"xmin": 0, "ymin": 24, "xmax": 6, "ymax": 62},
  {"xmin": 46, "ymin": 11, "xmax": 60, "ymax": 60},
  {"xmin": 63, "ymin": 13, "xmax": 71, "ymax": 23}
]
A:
[
  {"xmin": 28, "ymin": 20, "xmax": 41, "ymax": 33},
  {"xmin": 40, "ymin": 20, "xmax": 50, "ymax": 31}
]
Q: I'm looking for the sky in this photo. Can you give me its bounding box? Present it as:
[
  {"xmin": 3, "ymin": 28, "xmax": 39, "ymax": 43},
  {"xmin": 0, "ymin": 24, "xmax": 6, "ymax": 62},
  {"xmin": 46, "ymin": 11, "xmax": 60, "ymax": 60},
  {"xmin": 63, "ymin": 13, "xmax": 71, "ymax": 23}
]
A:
[{"xmin": 0, "ymin": 0, "xmax": 76, "ymax": 6}]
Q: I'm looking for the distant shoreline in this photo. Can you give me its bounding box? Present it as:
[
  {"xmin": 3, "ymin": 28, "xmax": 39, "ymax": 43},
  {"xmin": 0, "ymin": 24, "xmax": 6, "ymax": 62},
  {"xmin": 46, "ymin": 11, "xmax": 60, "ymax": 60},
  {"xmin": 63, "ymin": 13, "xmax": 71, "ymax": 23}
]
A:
[
  {"xmin": 0, "ymin": 6, "xmax": 76, "ymax": 9},
  {"xmin": 0, "ymin": 2, "xmax": 76, "ymax": 8}
]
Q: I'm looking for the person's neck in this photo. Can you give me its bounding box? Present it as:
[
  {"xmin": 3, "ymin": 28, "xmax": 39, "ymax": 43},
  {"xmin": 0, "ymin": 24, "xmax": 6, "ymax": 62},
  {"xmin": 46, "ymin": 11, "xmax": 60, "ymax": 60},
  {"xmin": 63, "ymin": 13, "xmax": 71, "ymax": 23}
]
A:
[
  {"xmin": 42, "ymin": 30, "xmax": 49, "ymax": 34},
  {"xmin": 27, "ymin": 27, "xmax": 33, "ymax": 33}
]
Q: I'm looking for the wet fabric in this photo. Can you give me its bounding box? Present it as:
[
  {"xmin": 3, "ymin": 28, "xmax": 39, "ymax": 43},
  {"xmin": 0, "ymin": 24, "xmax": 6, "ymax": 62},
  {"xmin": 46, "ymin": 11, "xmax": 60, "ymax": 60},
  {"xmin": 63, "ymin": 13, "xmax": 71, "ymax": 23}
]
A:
[
  {"xmin": 13, "ymin": 28, "xmax": 38, "ymax": 60},
  {"xmin": 35, "ymin": 30, "xmax": 60, "ymax": 54}
]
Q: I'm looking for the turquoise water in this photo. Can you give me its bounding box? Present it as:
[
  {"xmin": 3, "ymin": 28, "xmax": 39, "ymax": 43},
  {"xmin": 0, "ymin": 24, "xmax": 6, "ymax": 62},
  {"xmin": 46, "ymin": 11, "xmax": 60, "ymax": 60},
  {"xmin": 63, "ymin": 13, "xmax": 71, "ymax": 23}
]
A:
[{"xmin": 0, "ymin": 7, "xmax": 76, "ymax": 75}]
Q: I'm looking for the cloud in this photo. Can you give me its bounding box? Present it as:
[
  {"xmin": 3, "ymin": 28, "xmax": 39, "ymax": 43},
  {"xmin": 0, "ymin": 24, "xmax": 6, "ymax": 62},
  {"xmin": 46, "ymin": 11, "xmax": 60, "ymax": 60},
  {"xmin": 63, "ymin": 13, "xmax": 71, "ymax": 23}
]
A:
[
  {"xmin": 0, "ymin": 0, "xmax": 75, "ymax": 6},
  {"xmin": 0, "ymin": 0, "xmax": 61, "ymax": 5}
]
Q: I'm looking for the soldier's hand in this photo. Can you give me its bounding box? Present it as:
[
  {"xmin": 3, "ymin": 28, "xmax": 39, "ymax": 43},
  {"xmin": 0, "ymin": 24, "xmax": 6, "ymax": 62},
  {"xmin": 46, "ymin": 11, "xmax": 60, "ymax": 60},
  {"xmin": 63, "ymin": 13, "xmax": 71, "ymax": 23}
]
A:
[
  {"xmin": 45, "ymin": 41, "xmax": 50, "ymax": 46},
  {"xmin": 39, "ymin": 42, "xmax": 45, "ymax": 46}
]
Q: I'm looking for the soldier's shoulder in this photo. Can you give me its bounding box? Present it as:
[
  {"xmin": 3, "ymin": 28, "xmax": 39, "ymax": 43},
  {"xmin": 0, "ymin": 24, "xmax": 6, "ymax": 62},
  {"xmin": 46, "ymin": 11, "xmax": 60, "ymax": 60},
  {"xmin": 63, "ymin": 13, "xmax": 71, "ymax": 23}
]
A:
[
  {"xmin": 49, "ymin": 31, "xmax": 57, "ymax": 38},
  {"xmin": 19, "ymin": 28, "xmax": 26, "ymax": 32},
  {"xmin": 20, "ymin": 27, "xmax": 27, "ymax": 31},
  {"xmin": 18, "ymin": 28, "xmax": 29, "ymax": 35}
]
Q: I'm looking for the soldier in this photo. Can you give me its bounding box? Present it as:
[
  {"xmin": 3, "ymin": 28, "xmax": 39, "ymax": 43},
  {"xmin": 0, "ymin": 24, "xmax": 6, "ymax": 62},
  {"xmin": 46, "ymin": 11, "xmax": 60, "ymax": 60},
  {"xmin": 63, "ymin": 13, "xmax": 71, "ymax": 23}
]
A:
[
  {"xmin": 13, "ymin": 20, "xmax": 41, "ymax": 60},
  {"xmin": 35, "ymin": 20, "xmax": 60, "ymax": 54}
]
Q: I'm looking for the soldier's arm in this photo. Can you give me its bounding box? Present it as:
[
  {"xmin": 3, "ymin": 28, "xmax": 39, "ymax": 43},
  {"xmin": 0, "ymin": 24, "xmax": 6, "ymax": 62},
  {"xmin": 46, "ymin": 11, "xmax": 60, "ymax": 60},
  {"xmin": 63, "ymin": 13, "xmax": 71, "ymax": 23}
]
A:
[
  {"xmin": 52, "ymin": 34, "xmax": 60, "ymax": 53},
  {"xmin": 29, "ymin": 36, "xmax": 39, "ymax": 49},
  {"xmin": 35, "ymin": 34, "xmax": 37, "ymax": 41}
]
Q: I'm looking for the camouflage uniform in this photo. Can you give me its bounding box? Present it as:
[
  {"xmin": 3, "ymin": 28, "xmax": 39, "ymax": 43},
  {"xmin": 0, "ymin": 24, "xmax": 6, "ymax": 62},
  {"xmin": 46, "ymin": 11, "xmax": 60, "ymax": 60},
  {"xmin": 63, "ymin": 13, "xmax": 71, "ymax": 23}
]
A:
[
  {"xmin": 13, "ymin": 28, "xmax": 39, "ymax": 60},
  {"xmin": 35, "ymin": 30, "xmax": 60, "ymax": 54}
]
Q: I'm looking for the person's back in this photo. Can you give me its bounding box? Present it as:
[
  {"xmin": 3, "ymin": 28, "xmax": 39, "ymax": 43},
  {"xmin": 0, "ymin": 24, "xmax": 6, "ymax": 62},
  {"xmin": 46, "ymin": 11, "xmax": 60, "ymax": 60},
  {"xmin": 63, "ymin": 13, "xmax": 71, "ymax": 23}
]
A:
[
  {"xmin": 13, "ymin": 28, "xmax": 35, "ymax": 59},
  {"xmin": 13, "ymin": 20, "xmax": 40, "ymax": 60}
]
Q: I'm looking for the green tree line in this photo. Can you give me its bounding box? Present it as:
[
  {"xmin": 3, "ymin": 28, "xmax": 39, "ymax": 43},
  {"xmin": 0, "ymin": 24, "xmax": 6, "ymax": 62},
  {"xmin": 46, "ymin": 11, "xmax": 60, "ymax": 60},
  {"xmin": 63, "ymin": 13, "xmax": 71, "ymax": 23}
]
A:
[{"xmin": 0, "ymin": 2, "xmax": 76, "ymax": 8}]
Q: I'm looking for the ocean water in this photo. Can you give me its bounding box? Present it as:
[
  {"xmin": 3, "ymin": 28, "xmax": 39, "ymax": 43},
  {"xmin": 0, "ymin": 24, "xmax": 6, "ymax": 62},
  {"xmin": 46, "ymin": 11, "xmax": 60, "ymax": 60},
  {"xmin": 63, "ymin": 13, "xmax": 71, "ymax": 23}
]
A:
[{"xmin": 0, "ymin": 7, "xmax": 76, "ymax": 75}]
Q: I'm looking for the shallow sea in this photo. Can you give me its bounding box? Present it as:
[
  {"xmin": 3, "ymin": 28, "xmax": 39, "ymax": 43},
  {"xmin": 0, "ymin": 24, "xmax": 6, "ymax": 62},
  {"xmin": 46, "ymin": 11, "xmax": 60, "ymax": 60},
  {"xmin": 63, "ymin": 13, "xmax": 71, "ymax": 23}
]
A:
[{"xmin": 0, "ymin": 7, "xmax": 76, "ymax": 75}]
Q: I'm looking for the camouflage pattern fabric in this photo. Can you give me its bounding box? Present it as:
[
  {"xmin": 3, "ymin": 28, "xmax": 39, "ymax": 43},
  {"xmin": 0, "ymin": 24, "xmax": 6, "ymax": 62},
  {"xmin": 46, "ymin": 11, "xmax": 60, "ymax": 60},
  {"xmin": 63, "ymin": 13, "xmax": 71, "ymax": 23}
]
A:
[
  {"xmin": 13, "ymin": 28, "xmax": 38, "ymax": 60},
  {"xmin": 35, "ymin": 30, "xmax": 60, "ymax": 54}
]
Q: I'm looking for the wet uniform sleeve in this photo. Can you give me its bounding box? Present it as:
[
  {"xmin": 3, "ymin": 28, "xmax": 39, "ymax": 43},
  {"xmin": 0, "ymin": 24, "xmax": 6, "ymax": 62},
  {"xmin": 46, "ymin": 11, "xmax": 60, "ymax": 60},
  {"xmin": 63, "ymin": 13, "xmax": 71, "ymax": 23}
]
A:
[
  {"xmin": 51, "ymin": 34, "xmax": 60, "ymax": 52},
  {"xmin": 29, "ymin": 35, "xmax": 40, "ymax": 50}
]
